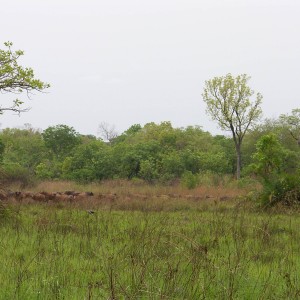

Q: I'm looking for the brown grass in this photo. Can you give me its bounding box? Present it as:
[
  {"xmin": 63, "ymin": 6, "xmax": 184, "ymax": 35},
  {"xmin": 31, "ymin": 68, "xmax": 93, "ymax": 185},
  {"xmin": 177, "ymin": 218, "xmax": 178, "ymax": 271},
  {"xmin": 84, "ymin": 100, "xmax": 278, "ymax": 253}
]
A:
[
  {"xmin": 2, "ymin": 179, "xmax": 255, "ymax": 212},
  {"xmin": 33, "ymin": 179, "xmax": 250, "ymax": 197}
]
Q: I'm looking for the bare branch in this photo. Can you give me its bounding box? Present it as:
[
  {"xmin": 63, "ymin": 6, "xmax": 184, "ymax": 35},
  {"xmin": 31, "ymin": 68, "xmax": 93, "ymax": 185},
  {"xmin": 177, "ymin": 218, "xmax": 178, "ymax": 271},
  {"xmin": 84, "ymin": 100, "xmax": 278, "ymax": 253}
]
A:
[{"xmin": 98, "ymin": 122, "xmax": 119, "ymax": 143}]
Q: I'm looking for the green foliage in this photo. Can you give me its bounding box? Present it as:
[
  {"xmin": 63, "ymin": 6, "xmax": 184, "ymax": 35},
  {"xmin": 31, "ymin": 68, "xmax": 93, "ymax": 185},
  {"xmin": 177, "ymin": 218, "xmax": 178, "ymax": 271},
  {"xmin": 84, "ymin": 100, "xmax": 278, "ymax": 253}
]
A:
[
  {"xmin": 242, "ymin": 117, "xmax": 300, "ymax": 173},
  {"xmin": 180, "ymin": 149, "xmax": 201, "ymax": 173},
  {"xmin": 250, "ymin": 134, "xmax": 287, "ymax": 181},
  {"xmin": 202, "ymin": 74, "xmax": 262, "ymax": 133},
  {"xmin": 0, "ymin": 127, "xmax": 47, "ymax": 185},
  {"xmin": 124, "ymin": 123, "xmax": 142, "ymax": 135},
  {"xmin": 202, "ymin": 73, "xmax": 262, "ymax": 179},
  {"xmin": 35, "ymin": 162, "xmax": 56, "ymax": 179},
  {"xmin": 63, "ymin": 140, "xmax": 113, "ymax": 182},
  {"xmin": 0, "ymin": 42, "xmax": 49, "ymax": 114},
  {"xmin": 114, "ymin": 140, "xmax": 160, "ymax": 179},
  {"xmin": 181, "ymin": 170, "xmax": 199, "ymax": 189},
  {"xmin": 5, "ymin": 117, "xmax": 299, "ymax": 185},
  {"xmin": 0, "ymin": 138, "xmax": 5, "ymax": 163},
  {"xmin": 250, "ymin": 134, "xmax": 300, "ymax": 206},
  {"xmin": 161, "ymin": 151, "xmax": 185, "ymax": 179},
  {"xmin": 0, "ymin": 121, "xmax": 248, "ymax": 183},
  {"xmin": 198, "ymin": 151, "xmax": 228, "ymax": 173},
  {"xmin": 42, "ymin": 125, "xmax": 81, "ymax": 159},
  {"xmin": 280, "ymin": 108, "xmax": 300, "ymax": 145},
  {"xmin": 1, "ymin": 162, "xmax": 35, "ymax": 186},
  {"xmin": 259, "ymin": 174, "xmax": 300, "ymax": 206},
  {"xmin": 213, "ymin": 135, "xmax": 236, "ymax": 173},
  {"xmin": 138, "ymin": 159, "xmax": 158, "ymax": 182},
  {"xmin": 114, "ymin": 124, "xmax": 142, "ymax": 143},
  {"xmin": 0, "ymin": 127, "xmax": 46, "ymax": 170},
  {"xmin": 35, "ymin": 159, "xmax": 65, "ymax": 180}
]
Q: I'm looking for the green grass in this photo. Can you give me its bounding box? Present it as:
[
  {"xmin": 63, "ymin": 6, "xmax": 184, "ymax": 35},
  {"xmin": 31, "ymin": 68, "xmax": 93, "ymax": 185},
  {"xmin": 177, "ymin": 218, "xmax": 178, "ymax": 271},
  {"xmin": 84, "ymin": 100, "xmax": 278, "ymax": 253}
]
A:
[{"xmin": 1, "ymin": 200, "xmax": 300, "ymax": 299}]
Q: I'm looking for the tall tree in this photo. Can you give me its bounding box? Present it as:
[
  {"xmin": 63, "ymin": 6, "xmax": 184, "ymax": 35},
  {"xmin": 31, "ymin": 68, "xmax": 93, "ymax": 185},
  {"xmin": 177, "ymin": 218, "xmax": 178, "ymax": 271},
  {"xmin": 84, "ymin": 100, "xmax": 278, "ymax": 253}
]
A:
[
  {"xmin": 0, "ymin": 42, "xmax": 49, "ymax": 114},
  {"xmin": 202, "ymin": 73, "xmax": 262, "ymax": 179}
]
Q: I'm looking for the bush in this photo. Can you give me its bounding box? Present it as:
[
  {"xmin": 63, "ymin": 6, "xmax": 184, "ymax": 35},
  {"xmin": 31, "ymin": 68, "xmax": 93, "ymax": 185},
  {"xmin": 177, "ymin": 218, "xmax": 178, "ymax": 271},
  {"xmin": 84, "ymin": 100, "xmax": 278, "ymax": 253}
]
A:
[
  {"xmin": 248, "ymin": 134, "xmax": 300, "ymax": 206},
  {"xmin": 69, "ymin": 168, "xmax": 97, "ymax": 183},
  {"xmin": 260, "ymin": 174, "xmax": 300, "ymax": 206},
  {"xmin": 35, "ymin": 162, "xmax": 56, "ymax": 179},
  {"xmin": 0, "ymin": 163, "xmax": 35, "ymax": 187},
  {"xmin": 138, "ymin": 160, "xmax": 158, "ymax": 183},
  {"xmin": 181, "ymin": 171, "xmax": 199, "ymax": 189}
]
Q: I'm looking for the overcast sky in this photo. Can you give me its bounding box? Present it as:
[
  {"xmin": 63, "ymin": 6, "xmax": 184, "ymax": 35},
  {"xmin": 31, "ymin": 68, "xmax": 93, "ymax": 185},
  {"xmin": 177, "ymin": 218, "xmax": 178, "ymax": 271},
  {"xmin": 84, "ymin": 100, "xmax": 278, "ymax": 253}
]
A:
[{"xmin": 1, "ymin": 0, "xmax": 300, "ymax": 136}]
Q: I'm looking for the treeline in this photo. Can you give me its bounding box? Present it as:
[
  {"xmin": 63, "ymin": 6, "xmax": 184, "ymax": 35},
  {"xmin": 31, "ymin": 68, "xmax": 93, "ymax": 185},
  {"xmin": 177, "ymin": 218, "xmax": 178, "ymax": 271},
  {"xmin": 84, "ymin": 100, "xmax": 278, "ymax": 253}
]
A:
[{"xmin": 0, "ymin": 117, "xmax": 299, "ymax": 188}]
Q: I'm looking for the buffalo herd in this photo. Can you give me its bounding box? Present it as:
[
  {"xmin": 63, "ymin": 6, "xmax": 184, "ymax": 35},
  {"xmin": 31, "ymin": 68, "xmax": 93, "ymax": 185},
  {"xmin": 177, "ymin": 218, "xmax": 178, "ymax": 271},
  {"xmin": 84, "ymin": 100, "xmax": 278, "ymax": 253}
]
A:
[{"xmin": 0, "ymin": 190, "xmax": 94, "ymax": 203}]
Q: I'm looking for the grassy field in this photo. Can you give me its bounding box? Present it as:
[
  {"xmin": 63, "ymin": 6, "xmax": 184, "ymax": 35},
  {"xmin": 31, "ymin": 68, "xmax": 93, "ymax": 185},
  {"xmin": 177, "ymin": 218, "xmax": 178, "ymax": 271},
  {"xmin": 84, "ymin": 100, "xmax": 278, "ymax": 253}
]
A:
[{"xmin": 1, "ymin": 181, "xmax": 300, "ymax": 299}]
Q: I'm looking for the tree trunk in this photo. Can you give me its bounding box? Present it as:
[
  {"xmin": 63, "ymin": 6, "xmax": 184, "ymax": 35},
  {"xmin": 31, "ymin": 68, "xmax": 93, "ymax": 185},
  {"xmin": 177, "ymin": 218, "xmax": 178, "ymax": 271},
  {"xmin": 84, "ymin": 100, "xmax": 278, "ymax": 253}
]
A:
[
  {"xmin": 230, "ymin": 125, "xmax": 242, "ymax": 180},
  {"xmin": 236, "ymin": 143, "xmax": 241, "ymax": 180}
]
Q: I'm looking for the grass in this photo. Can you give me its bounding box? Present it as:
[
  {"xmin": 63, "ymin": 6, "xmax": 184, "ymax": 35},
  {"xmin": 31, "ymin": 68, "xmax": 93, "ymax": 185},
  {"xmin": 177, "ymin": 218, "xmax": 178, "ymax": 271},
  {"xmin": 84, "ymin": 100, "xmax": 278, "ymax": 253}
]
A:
[
  {"xmin": 1, "ymin": 180, "xmax": 300, "ymax": 299},
  {"xmin": 29, "ymin": 178, "xmax": 252, "ymax": 196}
]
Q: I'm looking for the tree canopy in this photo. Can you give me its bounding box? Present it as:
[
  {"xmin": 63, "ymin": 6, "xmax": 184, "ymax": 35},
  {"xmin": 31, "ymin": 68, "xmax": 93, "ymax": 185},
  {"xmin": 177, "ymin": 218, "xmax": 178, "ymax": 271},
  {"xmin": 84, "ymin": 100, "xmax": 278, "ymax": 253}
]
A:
[
  {"xmin": 42, "ymin": 125, "xmax": 81, "ymax": 159},
  {"xmin": 0, "ymin": 42, "xmax": 49, "ymax": 114},
  {"xmin": 202, "ymin": 73, "xmax": 262, "ymax": 179}
]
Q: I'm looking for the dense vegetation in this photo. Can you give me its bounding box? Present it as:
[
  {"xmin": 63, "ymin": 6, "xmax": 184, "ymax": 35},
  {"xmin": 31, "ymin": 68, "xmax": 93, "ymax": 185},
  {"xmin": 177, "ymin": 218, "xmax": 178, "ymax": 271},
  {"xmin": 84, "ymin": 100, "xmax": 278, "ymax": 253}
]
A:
[
  {"xmin": 0, "ymin": 118, "xmax": 297, "ymax": 182},
  {"xmin": 1, "ymin": 190, "xmax": 300, "ymax": 299},
  {"xmin": 0, "ymin": 112, "xmax": 300, "ymax": 205}
]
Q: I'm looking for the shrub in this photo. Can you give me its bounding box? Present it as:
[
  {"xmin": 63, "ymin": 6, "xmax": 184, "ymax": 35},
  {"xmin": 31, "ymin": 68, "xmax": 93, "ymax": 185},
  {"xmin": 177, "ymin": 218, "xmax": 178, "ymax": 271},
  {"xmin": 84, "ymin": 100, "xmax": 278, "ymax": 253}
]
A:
[
  {"xmin": 0, "ymin": 163, "xmax": 35, "ymax": 187},
  {"xmin": 249, "ymin": 134, "xmax": 300, "ymax": 206},
  {"xmin": 69, "ymin": 168, "xmax": 97, "ymax": 183},
  {"xmin": 260, "ymin": 174, "xmax": 300, "ymax": 206},
  {"xmin": 138, "ymin": 160, "xmax": 158, "ymax": 183},
  {"xmin": 181, "ymin": 171, "xmax": 199, "ymax": 189}
]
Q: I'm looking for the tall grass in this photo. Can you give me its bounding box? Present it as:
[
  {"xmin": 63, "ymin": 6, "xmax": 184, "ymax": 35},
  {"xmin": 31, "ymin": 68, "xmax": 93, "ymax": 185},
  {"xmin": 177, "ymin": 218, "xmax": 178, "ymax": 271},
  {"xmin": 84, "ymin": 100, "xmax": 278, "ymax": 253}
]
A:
[
  {"xmin": 1, "ymin": 188, "xmax": 300, "ymax": 299},
  {"xmin": 33, "ymin": 179, "xmax": 253, "ymax": 198}
]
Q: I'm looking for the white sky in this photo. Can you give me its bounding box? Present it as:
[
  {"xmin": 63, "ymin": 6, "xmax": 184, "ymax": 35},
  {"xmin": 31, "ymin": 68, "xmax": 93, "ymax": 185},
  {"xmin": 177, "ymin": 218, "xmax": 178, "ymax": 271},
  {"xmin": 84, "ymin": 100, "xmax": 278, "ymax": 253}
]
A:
[{"xmin": 1, "ymin": 0, "xmax": 300, "ymax": 136}]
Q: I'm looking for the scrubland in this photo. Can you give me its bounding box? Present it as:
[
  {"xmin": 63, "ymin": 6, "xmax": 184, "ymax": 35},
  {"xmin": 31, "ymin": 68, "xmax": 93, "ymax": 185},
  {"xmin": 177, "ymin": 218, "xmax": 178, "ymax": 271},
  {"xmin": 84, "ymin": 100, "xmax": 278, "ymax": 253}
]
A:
[{"xmin": 0, "ymin": 180, "xmax": 300, "ymax": 299}]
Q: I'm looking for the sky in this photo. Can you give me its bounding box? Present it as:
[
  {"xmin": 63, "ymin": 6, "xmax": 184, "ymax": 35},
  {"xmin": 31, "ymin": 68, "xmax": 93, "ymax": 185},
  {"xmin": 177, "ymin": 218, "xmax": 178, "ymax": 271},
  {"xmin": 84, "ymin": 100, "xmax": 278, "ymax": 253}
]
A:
[{"xmin": 1, "ymin": 0, "xmax": 300, "ymax": 136}]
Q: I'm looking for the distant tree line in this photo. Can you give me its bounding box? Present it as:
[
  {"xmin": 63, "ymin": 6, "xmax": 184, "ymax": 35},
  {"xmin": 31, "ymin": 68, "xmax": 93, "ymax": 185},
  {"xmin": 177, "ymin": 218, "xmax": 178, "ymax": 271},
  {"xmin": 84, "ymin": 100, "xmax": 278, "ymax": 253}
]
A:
[{"xmin": 0, "ymin": 113, "xmax": 299, "ymax": 190}]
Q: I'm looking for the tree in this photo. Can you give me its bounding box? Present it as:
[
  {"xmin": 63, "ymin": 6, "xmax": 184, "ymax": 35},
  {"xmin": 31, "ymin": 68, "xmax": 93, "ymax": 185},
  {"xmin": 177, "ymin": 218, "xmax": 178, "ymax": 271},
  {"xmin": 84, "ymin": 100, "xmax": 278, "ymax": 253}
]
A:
[
  {"xmin": 0, "ymin": 127, "xmax": 46, "ymax": 169},
  {"xmin": 62, "ymin": 140, "xmax": 113, "ymax": 182},
  {"xmin": 98, "ymin": 122, "xmax": 118, "ymax": 143},
  {"xmin": 202, "ymin": 73, "xmax": 262, "ymax": 179},
  {"xmin": 42, "ymin": 125, "xmax": 81, "ymax": 159},
  {"xmin": 0, "ymin": 42, "xmax": 49, "ymax": 114},
  {"xmin": 112, "ymin": 124, "xmax": 142, "ymax": 144}
]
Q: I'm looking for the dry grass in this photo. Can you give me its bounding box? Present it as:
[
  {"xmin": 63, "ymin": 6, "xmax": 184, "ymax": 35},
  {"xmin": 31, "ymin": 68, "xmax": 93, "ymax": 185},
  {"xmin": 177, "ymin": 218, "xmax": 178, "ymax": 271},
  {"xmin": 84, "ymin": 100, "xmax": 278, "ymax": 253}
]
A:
[
  {"xmin": 2, "ymin": 179, "xmax": 254, "ymax": 212},
  {"xmin": 33, "ymin": 179, "xmax": 250, "ymax": 198}
]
